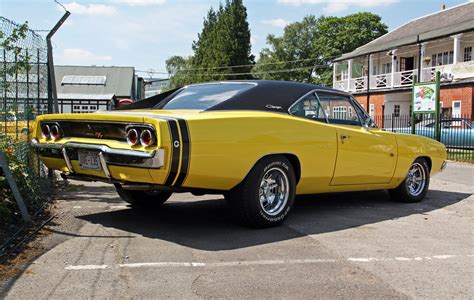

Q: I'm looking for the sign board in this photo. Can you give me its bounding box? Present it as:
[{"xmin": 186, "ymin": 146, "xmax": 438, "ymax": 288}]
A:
[{"xmin": 413, "ymin": 83, "xmax": 437, "ymax": 113}]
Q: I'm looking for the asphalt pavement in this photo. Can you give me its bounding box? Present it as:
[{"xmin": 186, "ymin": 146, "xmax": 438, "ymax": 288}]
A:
[{"xmin": 1, "ymin": 161, "xmax": 473, "ymax": 299}]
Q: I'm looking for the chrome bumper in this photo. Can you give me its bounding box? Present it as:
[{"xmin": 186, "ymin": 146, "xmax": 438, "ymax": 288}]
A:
[{"xmin": 31, "ymin": 139, "xmax": 164, "ymax": 178}]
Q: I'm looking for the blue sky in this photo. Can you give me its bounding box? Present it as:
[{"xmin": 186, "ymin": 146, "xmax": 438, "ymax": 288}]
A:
[{"xmin": 1, "ymin": 0, "xmax": 470, "ymax": 78}]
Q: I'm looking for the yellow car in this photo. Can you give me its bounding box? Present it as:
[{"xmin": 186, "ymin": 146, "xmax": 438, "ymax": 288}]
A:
[{"xmin": 32, "ymin": 81, "xmax": 447, "ymax": 228}]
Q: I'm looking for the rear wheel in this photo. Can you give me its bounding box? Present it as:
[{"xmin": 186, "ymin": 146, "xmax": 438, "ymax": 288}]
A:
[
  {"xmin": 227, "ymin": 155, "xmax": 296, "ymax": 228},
  {"xmin": 114, "ymin": 183, "xmax": 172, "ymax": 207},
  {"xmin": 389, "ymin": 158, "xmax": 430, "ymax": 203}
]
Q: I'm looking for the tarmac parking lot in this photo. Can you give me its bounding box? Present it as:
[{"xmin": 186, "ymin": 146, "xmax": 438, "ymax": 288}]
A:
[{"xmin": 1, "ymin": 162, "xmax": 473, "ymax": 299}]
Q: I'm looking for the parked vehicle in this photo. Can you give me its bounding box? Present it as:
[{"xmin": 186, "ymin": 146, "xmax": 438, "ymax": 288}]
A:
[
  {"xmin": 32, "ymin": 81, "xmax": 447, "ymax": 227},
  {"xmin": 391, "ymin": 118, "xmax": 473, "ymax": 149}
]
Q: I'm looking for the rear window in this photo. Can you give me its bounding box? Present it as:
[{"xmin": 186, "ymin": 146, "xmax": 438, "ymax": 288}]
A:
[{"xmin": 156, "ymin": 83, "xmax": 255, "ymax": 110}]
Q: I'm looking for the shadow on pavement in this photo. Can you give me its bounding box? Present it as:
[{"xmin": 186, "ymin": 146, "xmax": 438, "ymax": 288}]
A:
[{"xmin": 78, "ymin": 188, "xmax": 471, "ymax": 251}]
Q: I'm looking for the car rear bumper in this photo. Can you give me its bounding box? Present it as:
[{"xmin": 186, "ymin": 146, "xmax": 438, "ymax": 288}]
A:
[{"xmin": 31, "ymin": 139, "xmax": 165, "ymax": 179}]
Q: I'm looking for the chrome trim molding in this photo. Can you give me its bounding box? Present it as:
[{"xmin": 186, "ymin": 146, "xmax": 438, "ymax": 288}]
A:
[
  {"xmin": 62, "ymin": 148, "xmax": 74, "ymax": 173},
  {"xmin": 98, "ymin": 152, "xmax": 111, "ymax": 179},
  {"xmin": 32, "ymin": 139, "xmax": 165, "ymax": 170}
]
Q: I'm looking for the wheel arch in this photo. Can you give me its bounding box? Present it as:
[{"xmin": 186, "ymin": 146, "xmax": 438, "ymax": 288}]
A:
[
  {"xmin": 417, "ymin": 156, "xmax": 432, "ymax": 172},
  {"xmin": 232, "ymin": 153, "xmax": 301, "ymax": 191}
]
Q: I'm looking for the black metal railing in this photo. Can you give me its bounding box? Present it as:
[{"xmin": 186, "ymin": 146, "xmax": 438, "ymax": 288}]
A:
[{"xmin": 373, "ymin": 113, "xmax": 473, "ymax": 162}]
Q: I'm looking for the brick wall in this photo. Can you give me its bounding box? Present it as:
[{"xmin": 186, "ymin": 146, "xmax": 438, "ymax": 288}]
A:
[
  {"xmin": 439, "ymin": 86, "xmax": 473, "ymax": 118},
  {"xmin": 354, "ymin": 94, "xmax": 385, "ymax": 116},
  {"xmin": 354, "ymin": 85, "xmax": 473, "ymax": 119}
]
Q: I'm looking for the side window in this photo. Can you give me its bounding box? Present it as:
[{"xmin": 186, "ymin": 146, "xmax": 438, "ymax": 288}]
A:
[
  {"xmin": 316, "ymin": 92, "xmax": 361, "ymax": 126},
  {"xmin": 289, "ymin": 93, "xmax": 326, "ymax": 122}
]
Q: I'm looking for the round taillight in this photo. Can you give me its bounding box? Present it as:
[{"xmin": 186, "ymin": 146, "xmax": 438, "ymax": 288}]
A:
[
  {"xmin": 140, "ymin": 129, "xmax": 155, "ymax": 147},
  {"xmin": 41, "ymin": 124, "xmax": 50, "ymax": 140},
  {"xmin": 50, "ymin": 124, "xmax": 61, "ymax": 140},
  {"xmin": 127, "ymin": 129, "xmax": 139, "ymax": 146}
]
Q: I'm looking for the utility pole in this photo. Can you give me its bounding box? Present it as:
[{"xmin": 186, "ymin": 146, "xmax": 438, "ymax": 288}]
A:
[{"xmin": 47, "ymin": 1, "xmax": 70, "ymax": 114}]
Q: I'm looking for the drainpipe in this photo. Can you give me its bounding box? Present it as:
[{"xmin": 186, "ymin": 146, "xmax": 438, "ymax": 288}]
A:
[
  {"xmin": 47, "ymin": 10, "xmax": 70, "ymax": 114},
  {"xmin": 366, "ymin": 54, "xmax": 371, "ymax": 112},
  {"xmin": 417, "ymin": 35, "xmax": 422, "ymax": 83}
]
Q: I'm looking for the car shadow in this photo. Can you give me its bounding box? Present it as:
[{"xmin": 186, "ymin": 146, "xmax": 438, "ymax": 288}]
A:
[{"xmin": 78, "ymin": 188, "xmax": 471, "ymax": 251}]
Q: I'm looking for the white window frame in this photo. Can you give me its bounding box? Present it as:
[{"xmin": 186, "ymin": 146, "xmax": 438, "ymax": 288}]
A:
[
  {"xmin": 464, "ymin": 46, "xmax": 472, "ymax": 62},
  {"xmin": 393, "ymin": 104, "xmax": 400, "ymax": 117},
  {"xmin": 369, "ymin": 103, "xmax": 375, "ymax": 117},
  {"xmin": 333, "ymin": 106, "xmax": 348, "ymax": 120}
]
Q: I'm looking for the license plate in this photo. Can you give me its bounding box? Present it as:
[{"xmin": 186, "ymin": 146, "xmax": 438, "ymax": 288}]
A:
[{"xmin": 78, "ymin": 151, "xmax": 102, "ymax": 171}]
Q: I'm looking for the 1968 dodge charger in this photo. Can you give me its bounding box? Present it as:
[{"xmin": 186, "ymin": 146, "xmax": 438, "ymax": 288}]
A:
[{"xmin": 32, "ymin": 80, "xmax": 447, "ymax": 227}]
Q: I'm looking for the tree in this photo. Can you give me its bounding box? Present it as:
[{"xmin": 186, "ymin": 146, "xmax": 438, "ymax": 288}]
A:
[
  {"xmin": 0, "ymin": 21, "xmax": 31, "ymax": 91},
  {"xmin": 166, "ymin": 0, "xmax": 254, "ymax": 88},
  {"xmin": 253, "ymin": 13, "xmax": 388, "ymax": 86},
  {"xmin": 165, "ymin": 55, "xmax": 194, "ymax": 88}
]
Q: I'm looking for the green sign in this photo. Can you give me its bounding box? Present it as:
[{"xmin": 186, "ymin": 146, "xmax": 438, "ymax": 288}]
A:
[
  {"xmin": 413, "ymin": 83, "xmax": 437, "ymax": 113},
  {"xmin": 411, "ymin": 72, "xmax": 441, "ymax": 141}
]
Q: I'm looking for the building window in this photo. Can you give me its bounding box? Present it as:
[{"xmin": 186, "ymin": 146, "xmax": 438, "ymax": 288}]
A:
[
  {"xmin": 464, "ymin": 46, "xmax": 472, "ymax": 62},
  {"xmin": 381, "ymin": 63, "xmax": 391, "ymax": 74},
  {"xmin": 369, "ymin": 104, "xmax": 375, "ymax": 117},
  {"xmin": 333, "ymin": 106, "xmax": 348, "ymax": 120},
  {"xmin": 394, "ymin": 104, "xmax": 400, "ymax": 117},
  {"xmin": 431, "ymin": 51, "xmax": 454, "ymax": 66},
  {"xmin": 72, "ymin": 104, "xmax": 100, "ymax": 114}
]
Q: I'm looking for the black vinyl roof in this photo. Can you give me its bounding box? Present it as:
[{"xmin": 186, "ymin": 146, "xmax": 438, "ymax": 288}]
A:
[{"xmin": 119, "ymin": 80, "xmax": 341, "ymax": 113}]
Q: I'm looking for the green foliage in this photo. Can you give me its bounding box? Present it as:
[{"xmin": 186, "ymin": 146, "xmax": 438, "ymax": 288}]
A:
[
  {"xmin": 253, "ymin": 12, "xmax": 388, "ymax": 86},
  {"xmin": 0, "ymin": 21, "xmax": 32, "ymax": 89},
  {"xmin": 0, "ymin": 135, "xmax": 53, "ymax": 232},
  {"xmin": 167, "ymin": 0, "xmax": 254, "ymax": 89}
]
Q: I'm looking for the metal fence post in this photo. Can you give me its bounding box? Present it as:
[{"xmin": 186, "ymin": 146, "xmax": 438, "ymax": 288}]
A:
[{"xmin": 0, "ymin": 151, "xmax": 31, "ymax": 223}]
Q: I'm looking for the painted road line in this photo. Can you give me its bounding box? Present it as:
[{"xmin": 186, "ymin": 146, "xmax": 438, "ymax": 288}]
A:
[
  {"xmin": 65, "ymin": 264, "xmax": 108, "ymax": 270},
  {"xmin": 65, "ymin": 255, "xmax": 473, "ymax": 270}
]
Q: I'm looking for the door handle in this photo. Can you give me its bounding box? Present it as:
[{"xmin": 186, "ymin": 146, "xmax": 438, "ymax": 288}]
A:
[{"xmin": 340, "ymin": 134, "xmax": 350, "ymax": 143}]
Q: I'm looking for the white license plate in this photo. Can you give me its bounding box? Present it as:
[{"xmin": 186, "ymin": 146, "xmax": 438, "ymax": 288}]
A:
[{"xmin": 78, "ymin": 151, "xmax": 102, "ymax": 171}]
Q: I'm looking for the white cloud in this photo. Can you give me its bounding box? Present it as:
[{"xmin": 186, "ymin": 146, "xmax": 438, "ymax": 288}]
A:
[
  {"xmin": 63, "ymin": 2, "xmax": 117, "ymax": 16},
  {"xmin": 261, "ymin": 18, "xmax": 290, "ymax": 28},
  {"xmin": 63, "ymin": 48, "xmax": 112, "ymax": 63},
  {"xmin": 112, "ymin": 0, "xmax": 166, "ymax": 6},
  {"xmin": 277, "ymin": 0, "xmax": 397, "ymax": 13}
]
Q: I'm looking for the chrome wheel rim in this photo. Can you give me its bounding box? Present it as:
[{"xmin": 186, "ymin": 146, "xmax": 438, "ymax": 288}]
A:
[
  {"xmin": 406, "ymin": 162, "xmax": 427, "ymax": 197},
  {"xmin": 259, "ymin": 167, "xmax": 289, "ymax": 216}
]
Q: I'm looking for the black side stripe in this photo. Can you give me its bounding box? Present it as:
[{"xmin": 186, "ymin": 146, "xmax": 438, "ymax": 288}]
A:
[
  {"xmin": 164, "ymin": 119, "xmax": 181, "ymax": 186},
  {"xmin": 173, "ymin": 119, "xmax": 190, "ymax": 187}
]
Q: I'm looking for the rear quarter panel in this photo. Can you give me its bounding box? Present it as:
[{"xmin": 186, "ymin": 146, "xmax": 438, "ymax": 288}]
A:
[{"xmin": 179, "ymin": 112, "xmax": 338, "ymax": 193}]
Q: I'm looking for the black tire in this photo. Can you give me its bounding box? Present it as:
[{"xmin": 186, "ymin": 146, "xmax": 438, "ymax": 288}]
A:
[
  {"xmin": 389, "ymin": 158, "xmax": 430, "ymax": 203},
  {"xmin": 114, "ymin": 183, "xmax": 172, "ymax": 207},
  {"xmin": 227, "ymin": 155, "xmax": 296, "ymax": 228}
]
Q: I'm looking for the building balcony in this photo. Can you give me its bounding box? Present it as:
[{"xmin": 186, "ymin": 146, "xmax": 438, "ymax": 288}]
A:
[{"xmin": 334, "ymin": 61, "xmax": 474, "ymax": 93}]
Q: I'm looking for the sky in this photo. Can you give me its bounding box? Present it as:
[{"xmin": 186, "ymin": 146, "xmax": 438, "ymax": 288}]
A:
[{"xmin": 1, "ymin": 0, "xmax": 471, "ymax": 79}]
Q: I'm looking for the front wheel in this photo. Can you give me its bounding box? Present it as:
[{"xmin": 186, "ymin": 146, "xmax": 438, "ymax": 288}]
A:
[
  {"xmin": 114, "ymin": 183, "xmax": 172, "ymax": 207},
  {"xmin": 389, "ymin": 158, "xmax": 430, "ymax": 203},
  {"xmin": 227, "ymin": 156, "xmax": 296, "ymax": 228}
]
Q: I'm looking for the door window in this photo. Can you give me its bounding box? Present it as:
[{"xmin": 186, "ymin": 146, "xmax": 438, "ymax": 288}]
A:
[
  {"xmin": 316, "ymin": 92, "xmax": 361, "ymax": 126},
  {"xmin": 289, "ymin": 93, "xmax": 327, "ymax": 122}
]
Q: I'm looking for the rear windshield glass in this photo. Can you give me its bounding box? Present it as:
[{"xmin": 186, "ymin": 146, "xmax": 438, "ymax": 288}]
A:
[{"xmin": 156, "ymin": 83, "xmax": 254, "ymax": 110}]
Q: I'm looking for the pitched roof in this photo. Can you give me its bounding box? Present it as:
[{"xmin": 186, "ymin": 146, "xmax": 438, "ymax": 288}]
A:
[
  {"xmin": 55, "ymin": 65, "xmax": 135, "ymax": 98},
  {"xmin": 335, "ymin": 2, "xmax": 474, "ymax": 62}
]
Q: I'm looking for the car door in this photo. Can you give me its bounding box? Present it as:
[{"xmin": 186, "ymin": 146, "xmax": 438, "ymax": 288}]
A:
[{"xmin": 316, "ymin": 91, "xmax": 397, "ymax": 185}]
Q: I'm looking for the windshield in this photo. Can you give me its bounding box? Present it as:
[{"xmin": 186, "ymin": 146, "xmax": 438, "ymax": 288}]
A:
[{"xmin": 156, "ymin": 83, "xmax": 255, "ymax": 110}]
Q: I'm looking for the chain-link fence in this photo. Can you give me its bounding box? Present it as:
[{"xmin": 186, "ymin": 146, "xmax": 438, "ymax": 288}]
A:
[{"xmin": 1, "ymin": 16, "xmax": 56, "ymax": 254}]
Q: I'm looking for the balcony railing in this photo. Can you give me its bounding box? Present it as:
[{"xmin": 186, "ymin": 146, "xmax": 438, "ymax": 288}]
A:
[{"xmin": 334, "ymin": 69, "xmax": 418, "ymax": 92}]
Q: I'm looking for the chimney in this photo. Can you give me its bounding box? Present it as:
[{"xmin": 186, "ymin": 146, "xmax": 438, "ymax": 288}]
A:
[{"xmin": 441, "ymin": 4, "xmax": 446, "ymax": 10}]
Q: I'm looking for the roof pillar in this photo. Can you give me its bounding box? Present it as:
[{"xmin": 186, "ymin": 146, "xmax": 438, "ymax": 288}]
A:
[
  {"xmin": 452, "ymin": 33, "xmax": 463, "ymax": 64},
  {"xmin": 390, "ymin": 49, "xmax": 397, "ymax": 88}
]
